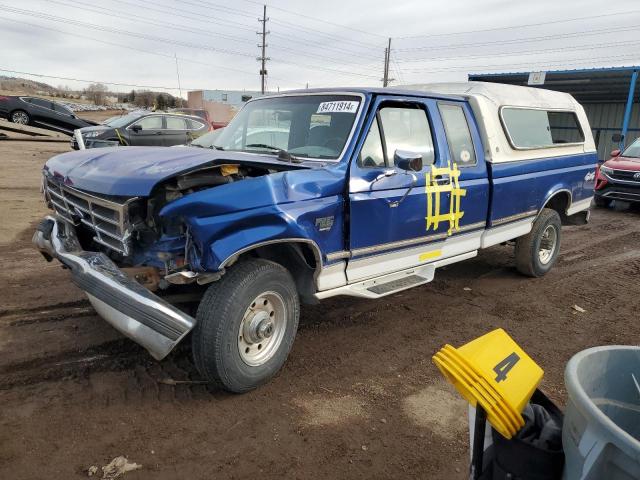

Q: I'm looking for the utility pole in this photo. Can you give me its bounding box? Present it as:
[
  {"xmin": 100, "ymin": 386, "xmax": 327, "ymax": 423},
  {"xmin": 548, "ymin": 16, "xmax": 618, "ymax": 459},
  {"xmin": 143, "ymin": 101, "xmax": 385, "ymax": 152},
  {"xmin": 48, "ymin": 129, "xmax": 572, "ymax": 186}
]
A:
[
  {"xmin": 257, "ymin": 5, "xmax": 269, "ymax": 94},
  {"xmin": 382, "ymin": 37, "xmax": 394, "ymax": 87},
  {"xmin": 174, "ymin": 53, "xmax": 183, "ymax": 107}
]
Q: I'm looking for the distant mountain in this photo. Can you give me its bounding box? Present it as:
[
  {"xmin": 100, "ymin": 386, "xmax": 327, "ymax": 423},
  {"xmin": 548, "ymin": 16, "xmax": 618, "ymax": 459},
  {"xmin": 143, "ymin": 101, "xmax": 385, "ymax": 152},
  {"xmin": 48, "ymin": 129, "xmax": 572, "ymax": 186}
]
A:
[{"xmin": 0, "ymin": 75, "xmax": 58, "ymax": 94}]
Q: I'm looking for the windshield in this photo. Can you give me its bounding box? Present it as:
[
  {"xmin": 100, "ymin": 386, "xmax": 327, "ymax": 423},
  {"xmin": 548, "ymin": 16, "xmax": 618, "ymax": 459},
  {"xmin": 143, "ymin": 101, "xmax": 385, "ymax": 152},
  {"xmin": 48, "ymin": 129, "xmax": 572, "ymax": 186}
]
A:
[
  {"xmin": 213, "ymin": 94, "xmax": 362, "ymax": 160},
  {"xmin": 108, "ymin": 112, "xmax": 144, "ymax": 128},
  {"xmin": 190, "ymin": 129, "xmax": 224, "ymax": 147},
  {"xmin": 622, "ymin": 138, "xmax": 640, "ymax": 158}
]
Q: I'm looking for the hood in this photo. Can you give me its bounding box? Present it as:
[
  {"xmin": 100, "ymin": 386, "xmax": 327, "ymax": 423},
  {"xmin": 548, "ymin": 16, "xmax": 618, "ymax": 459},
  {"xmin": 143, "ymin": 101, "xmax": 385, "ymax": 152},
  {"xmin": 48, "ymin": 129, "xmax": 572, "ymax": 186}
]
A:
[
  {"xmin": 78, "ymin": 125, "xmax": 110, "ymax": 134},
  {"xmin": 44, "ymin": 146, "xmax": 311, "ymax": 196},
  {"xmin": 604, "ymin": 154, "xmax": 640, "ymax": 171}
]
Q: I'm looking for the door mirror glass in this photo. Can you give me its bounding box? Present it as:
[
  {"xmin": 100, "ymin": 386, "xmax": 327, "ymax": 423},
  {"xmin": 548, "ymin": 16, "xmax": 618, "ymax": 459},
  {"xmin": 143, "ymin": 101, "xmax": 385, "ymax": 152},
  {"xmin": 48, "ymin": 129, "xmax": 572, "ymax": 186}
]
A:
[
  {"xmin": 611, "ymin": 133, "xmax": 623, "ymax": 143},
  {"xmin": 610, "ymin": 149, "xmax": 621, "ymax": 157},
  {"xmin": 394, "ymin": 150, "xmax": 423, "ymax": 171}
]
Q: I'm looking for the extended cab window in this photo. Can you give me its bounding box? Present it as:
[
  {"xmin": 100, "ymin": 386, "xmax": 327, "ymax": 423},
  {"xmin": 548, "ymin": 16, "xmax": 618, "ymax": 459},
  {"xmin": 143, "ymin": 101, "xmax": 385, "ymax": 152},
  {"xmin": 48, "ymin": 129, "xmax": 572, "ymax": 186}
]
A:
[
  {"xmin": 438, "ymin": 104, "xmax": 477, "ymax": 166},
  {"xmin": 501, "ymin": 108, "xmax": 584, "ymax": 149}
]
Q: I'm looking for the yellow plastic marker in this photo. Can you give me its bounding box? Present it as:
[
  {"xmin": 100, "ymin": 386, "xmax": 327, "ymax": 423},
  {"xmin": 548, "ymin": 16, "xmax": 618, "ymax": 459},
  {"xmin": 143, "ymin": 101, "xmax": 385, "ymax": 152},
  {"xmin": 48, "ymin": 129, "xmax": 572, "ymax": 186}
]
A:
[
  {"xmin": 433, "ymin": 329, "xmax": 543, "ymax": 439},
  {"xmin": 434, "ymin": 351, "xmax": 520, "ymax": 438},
  {"xmin": 442, "ymin": 345, "xmax": 524, "ymax": 429},
  {"xmin": 433, "ymin": 353, "xmax": 514, "ymax": 438},
  {"xmin": 436, "ymin": 349, "xmax": 521, "ymax": 434},
  {"xmin": 456, "ymin": 329, "xmax": 543, "ymax": 415}
]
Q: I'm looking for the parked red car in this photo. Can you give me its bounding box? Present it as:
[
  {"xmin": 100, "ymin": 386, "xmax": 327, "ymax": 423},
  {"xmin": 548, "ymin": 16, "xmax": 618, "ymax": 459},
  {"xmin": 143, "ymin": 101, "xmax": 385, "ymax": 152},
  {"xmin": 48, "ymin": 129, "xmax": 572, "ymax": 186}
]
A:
[{"xmin": 594, "ymin": 137, "xmax": 640, "ymax": 207}]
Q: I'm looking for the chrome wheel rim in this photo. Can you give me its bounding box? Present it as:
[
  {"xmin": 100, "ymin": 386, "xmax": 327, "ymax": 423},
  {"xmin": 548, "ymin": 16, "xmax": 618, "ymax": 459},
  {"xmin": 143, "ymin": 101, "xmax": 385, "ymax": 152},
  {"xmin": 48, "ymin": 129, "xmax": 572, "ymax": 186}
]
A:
[
  {"xmin": 538, "ymin": 225, "xmax": 558, "ymax": 265},
  {"xmin": 238, "ymin": 291, "xmax": 287, "ymax": 366},
  {"xmin": 12, "ymin": 111, "xmax": 29, "ymax": 124}
]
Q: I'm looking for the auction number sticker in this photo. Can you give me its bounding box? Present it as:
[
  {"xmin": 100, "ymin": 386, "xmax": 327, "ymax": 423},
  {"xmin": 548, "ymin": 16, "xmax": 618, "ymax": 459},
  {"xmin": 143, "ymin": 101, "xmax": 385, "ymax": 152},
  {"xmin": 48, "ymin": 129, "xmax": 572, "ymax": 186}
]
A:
[{"xmin": 316, "ymin": 101, "xmax": 359, "ymax": 114}]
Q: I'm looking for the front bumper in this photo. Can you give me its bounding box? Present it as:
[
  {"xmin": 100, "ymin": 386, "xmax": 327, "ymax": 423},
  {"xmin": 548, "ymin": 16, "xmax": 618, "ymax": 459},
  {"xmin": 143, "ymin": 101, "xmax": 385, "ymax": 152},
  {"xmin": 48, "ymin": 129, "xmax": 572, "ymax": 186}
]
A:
[
  {"xmin": 32, "ymin": 215, "xmax": 195, "ymax": 360},
  {"xmin": 595, "ymin": 183, "xmax": 640, "ymax": 203}
]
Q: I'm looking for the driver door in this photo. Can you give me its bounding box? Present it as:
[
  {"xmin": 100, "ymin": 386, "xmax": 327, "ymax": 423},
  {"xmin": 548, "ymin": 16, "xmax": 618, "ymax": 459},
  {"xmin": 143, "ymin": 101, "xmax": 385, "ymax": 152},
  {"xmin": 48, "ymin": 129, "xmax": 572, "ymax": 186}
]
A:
[
  {"xmin": 347, "ymin": 97, "xmax": 444, "ymax": 282},
  {"xmin": 127, "ymin": 115, "xmax": 164, "ymax": 146}
]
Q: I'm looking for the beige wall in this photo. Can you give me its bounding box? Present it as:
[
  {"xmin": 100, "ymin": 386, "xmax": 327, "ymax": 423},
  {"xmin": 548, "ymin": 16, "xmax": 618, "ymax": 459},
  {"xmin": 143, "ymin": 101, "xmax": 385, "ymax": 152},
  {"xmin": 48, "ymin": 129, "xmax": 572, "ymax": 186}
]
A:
[{"xmin": 188, "ymin": 91, "xmax": 237, "ymax": 123}]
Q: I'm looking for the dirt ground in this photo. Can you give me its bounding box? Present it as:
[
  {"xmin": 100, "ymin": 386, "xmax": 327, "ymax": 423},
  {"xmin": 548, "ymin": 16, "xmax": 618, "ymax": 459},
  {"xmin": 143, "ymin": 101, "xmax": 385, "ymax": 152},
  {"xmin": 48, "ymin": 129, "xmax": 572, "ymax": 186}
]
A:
[{"xmin": 0, "ymin": 140, "xmax": 639, "ymax": 480}]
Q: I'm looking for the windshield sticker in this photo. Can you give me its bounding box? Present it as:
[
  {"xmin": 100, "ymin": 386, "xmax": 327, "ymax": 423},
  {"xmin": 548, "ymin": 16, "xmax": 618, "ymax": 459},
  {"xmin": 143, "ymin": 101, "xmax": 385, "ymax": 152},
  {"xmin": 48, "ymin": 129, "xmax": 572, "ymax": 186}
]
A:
[{"xmin": 316, "ymin": 101, "xmax": 359, "ymax": 114}]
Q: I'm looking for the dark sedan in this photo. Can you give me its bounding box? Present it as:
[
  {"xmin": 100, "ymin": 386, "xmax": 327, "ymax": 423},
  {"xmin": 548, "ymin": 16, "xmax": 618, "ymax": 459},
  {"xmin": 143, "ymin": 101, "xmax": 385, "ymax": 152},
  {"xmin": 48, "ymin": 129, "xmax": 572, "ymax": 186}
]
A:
[
  {"xmin": 0, "ymin": 95, "xmax": 96, "ymax": 134},
  {"xmin": 72, "ymin": 111, "xmax": 210, "ymax": 149}
]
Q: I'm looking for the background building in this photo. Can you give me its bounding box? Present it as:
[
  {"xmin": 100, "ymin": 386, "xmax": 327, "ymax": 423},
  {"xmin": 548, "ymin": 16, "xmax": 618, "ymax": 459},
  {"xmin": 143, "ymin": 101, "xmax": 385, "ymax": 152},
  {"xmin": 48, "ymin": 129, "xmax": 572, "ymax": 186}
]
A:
[
  {"xmin": 187, "ymin": 89, "xmax": 263, "ymax": 124},
  {"xmin": 469, "ymin": 67, "xmax": 639, "ymax": 160}
]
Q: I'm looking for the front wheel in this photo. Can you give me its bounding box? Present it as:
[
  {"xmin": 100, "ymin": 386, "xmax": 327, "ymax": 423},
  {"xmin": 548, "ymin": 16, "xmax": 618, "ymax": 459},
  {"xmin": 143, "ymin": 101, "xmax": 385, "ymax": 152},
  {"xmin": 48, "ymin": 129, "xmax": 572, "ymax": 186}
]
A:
[
  {"xmin": 192, "ymin": 259, "xmax": 299, "ymax": 393},
  {"xmin": 515, "ymin": 209, "xmax": 561, "ymax": 277}
]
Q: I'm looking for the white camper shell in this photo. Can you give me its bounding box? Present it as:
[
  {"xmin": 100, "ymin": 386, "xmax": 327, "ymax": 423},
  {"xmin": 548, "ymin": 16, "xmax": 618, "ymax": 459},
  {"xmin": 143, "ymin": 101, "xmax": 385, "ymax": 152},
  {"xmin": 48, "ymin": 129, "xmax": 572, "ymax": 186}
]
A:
[{"xmin": 404, "ymin": 82, "xmax": 596, "ymax": 164}]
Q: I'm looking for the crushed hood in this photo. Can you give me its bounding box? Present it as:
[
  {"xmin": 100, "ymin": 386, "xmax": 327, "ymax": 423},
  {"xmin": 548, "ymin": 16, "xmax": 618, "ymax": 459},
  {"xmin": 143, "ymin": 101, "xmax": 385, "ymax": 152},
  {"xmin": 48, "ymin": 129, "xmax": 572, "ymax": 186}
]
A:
[{"xmin": 44, "ymin": 146, "xmax": 310, "ymax": 196}]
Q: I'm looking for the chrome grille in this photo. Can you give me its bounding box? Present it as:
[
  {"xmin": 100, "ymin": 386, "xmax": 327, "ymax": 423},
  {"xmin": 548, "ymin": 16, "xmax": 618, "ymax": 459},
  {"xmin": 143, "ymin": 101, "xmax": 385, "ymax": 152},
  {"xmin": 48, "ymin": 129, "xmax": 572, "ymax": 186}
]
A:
[
  {"xmin": 610, "ymin": 169, "xmax": 640, "ymax": 182},
  {"xmin": 44, "ymin": 176, "xmax": 137, "ymax": 255}
]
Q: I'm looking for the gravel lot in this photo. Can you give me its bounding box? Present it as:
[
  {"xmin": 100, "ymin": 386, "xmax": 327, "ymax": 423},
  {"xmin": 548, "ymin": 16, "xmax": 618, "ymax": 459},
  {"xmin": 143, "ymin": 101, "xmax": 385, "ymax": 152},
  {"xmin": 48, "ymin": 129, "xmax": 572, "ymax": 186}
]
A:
[{"xmin": 0, "ymin": 138, "xmax": 638, "ymax": 479}]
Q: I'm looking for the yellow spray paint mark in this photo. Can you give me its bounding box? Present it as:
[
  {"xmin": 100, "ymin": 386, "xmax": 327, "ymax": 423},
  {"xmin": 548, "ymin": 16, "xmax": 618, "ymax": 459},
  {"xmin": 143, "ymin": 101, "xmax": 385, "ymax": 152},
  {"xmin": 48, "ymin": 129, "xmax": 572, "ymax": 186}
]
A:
[
  {"xmin": 419, "ymin": 250, "xmax": 442, "ymax": 262},
  {"xmin": 425, "ymin": 161, "xmax": 466, "ymax": 235}
]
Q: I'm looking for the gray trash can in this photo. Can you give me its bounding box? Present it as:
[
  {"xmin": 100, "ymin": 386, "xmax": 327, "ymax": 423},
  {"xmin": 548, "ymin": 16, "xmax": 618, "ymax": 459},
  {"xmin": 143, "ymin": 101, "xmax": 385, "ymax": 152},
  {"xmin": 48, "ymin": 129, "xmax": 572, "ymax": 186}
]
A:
[{"xmin": 563, "ymin": 345, "xmax": 640, "ymax": 480}]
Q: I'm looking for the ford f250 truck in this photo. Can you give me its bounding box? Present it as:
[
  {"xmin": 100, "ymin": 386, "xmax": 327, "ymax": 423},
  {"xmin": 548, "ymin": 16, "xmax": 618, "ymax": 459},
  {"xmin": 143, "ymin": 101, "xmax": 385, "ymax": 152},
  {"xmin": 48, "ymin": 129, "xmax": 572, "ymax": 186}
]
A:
[{"xmin": 33, "ymin": 82, "xmax": 596, "ymax": 392}]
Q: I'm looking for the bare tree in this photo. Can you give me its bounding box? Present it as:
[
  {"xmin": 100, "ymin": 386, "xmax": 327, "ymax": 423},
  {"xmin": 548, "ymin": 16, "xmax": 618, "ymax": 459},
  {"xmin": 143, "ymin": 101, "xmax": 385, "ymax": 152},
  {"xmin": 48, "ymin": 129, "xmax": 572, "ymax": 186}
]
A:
[{"xmin": 85, "ymin": 83, "xmax": 109, "ymax": 105}]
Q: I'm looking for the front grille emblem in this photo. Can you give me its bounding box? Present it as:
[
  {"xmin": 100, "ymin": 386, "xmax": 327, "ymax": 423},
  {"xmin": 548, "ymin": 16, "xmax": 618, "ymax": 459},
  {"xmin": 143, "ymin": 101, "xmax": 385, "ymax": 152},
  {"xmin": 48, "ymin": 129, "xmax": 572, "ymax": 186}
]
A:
[{"xmin": 634, "ymin": 172, "xmax": 640, "ymax": 181}]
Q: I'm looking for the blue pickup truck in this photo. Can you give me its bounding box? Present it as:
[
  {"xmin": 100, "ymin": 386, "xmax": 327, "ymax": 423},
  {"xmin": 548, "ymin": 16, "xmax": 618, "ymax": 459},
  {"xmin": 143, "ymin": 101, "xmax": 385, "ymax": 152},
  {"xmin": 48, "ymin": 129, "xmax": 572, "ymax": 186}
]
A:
[{"xmin": 33, "ymin": 82, "xmax": 596, "ymax": 392}]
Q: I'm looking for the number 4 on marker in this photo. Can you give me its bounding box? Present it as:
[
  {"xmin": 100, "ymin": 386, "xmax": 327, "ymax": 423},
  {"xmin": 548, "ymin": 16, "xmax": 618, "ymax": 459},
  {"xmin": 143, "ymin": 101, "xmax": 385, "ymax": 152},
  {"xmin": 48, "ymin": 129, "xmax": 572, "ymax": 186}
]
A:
[{"xmin": 493, "ymin": 352, "xmax": 520, "ymax": 382}]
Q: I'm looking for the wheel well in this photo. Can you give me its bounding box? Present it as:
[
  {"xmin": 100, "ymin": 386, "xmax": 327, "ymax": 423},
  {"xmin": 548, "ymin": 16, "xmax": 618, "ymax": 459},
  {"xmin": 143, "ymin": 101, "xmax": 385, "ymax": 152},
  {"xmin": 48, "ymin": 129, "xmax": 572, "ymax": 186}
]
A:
[
  {"xmin": 230, "ymin": 242, "xmax": 320, "ymax": 304},
  {"xmin": 542, "ymin": 191, "xmax": 571, "ymax": 224}
]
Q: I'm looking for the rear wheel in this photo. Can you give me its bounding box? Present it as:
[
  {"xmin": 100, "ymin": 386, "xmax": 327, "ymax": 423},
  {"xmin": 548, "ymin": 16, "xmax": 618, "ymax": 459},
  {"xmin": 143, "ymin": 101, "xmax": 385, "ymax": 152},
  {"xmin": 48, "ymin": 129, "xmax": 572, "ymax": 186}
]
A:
[
  {"xmin": 10, "ymin": 110, "xmax": 30, "ymax": 125},
  {"xmin": 192, "ymin": 259, "xmax": 299, "ymax": 393},
  {"xmin": 594, "ymin": 195, "xmax": 612, "ymax": 208},
  {"xmin": 515, "ymin": 209, "xmax": 561, "ymax": 277}
]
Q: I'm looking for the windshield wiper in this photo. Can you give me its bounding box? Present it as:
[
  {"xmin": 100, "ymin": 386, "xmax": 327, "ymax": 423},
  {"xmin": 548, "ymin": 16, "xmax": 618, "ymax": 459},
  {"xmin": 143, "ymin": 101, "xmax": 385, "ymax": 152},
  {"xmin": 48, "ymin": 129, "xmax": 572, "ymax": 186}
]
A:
[
  {"xmin": 244, "ymin": 144, "xmax": 302, "ymax": 163},
  {"xmin": 245, "ymin": 143, "xmax": 280, "ymax": 150}
]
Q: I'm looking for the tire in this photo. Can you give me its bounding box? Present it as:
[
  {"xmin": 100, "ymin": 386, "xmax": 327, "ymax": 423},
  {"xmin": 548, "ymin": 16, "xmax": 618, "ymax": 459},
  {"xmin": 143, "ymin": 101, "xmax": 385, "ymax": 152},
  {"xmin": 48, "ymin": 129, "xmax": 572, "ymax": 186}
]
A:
[
  {"xmin": 192, "ymin": 259, "xmax": 299, "ymax": 393},
  {"xmin": 10, "ymin": 110, "xmax": 30, "ymax": 125},
  {"xmin": 515, "ymin": 208, "xmax": 562, "ymax": 278},
  {"xmin": 594, "ymin": 195, "xmax": 612, "ymax": 208}
]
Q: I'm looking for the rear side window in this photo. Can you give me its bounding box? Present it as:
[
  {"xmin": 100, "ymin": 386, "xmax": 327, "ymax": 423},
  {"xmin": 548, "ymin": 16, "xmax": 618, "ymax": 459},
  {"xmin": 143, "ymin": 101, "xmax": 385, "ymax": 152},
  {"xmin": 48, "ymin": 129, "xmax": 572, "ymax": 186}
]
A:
[
  {"xmin": 186, "ymin": 119, "xmax": 205, "ymax": 130},
  {"xmin": 166, "ymin": 116, "xmax": 187, "ymax": 130},
  {"xmin": 438, "ymin": 104, "xmax": 477, "ymax": 166},
  {"xmin": 30, "ymin": 98, "xmax": 52, "ymax": 109},
  {"xmin": 501, "ymin": 107, "xmax": 584, "ymax": 149}
]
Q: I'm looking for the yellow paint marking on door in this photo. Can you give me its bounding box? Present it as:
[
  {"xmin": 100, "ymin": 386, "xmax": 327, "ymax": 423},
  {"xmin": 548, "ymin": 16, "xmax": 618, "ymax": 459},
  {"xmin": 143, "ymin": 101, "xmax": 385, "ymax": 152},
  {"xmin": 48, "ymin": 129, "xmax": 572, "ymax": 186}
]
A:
[
  {"xmin": 425, "ymin": 161, "xmax": 466, "ymax": 235},
  {"xmin": 419, "ymin": 250, "xmax": 442, "ymax": 262}
]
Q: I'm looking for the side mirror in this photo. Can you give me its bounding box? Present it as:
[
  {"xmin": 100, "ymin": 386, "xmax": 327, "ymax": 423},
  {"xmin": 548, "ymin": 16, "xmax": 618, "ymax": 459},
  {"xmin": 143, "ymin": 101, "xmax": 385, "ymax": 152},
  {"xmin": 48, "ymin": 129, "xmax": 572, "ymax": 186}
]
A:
[
  {"xmin": 611, "ymin": 133, "xmax": 623, "ymax": 143},
  {"xmin": 610, "ymin": 149, "xmax": 621, "ymax": 157},
  {"xmin": 394, "ymin": 150, "xmax": 423, "ymax": 172},
  {"xmin": 131, "ymin": 124, "xmax": 142, "ymax": 132}
]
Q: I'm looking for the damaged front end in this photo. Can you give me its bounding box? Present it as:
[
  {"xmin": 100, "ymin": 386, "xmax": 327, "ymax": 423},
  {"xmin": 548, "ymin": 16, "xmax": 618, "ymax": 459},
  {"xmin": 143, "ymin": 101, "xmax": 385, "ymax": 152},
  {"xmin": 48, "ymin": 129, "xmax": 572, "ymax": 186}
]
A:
[{"xmin": 36, "ymin": 160, "xmax": 289, "ymax": 358}]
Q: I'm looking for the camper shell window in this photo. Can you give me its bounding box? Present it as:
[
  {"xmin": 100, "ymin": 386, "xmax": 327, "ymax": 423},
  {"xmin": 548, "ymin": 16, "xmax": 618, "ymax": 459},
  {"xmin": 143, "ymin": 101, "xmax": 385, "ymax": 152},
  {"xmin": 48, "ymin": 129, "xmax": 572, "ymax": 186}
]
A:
[{"xmin": 500, "ymin": 107, "xmax": 585, "ymax": 150}]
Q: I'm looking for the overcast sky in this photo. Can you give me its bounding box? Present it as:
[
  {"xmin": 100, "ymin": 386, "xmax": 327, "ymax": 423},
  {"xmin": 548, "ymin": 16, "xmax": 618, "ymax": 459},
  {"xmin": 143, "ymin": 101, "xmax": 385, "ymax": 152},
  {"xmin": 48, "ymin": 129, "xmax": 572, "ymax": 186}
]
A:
[{"xmin": 2, "ymin": 0, "xmax": 640, "ymax": 96}]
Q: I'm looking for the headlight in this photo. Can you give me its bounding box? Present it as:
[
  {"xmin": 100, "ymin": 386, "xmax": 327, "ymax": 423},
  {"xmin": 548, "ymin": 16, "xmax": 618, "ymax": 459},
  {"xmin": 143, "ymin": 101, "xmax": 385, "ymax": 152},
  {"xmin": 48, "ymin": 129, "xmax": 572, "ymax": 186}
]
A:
[
  {"xmin": 599, "ymin": 165, "xmax": 614, "ymax": 176},
  {"xmin": 84, "ymin": 131, "xmax": 101, "ymax": 138}
]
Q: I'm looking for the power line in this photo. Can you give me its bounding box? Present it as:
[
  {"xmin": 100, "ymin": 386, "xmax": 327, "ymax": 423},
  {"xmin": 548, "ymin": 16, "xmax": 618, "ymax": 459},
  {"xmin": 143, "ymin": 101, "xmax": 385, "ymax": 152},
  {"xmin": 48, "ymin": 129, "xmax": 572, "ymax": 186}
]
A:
[
  {"xmin": 395, "ymin": 8, "xmax": 640, "ymax": 40},
  {"xmin": 0, "ymin": 68, "xmax": 204, "ymax": 91},
  {"xmin": 0, "ymin": 17, "xmax": 298, "ymax": 84},
  {"xmin": 396, "ymin": 39, "xmax": 640, "ymax": 64},
  {"xmin": 239, "ymin": 0, "xmax": 387, "ymax": 40},
  {"xmin": 399, "ymin": 52, "xmax": 640, "ymax": 75},
  {"xmin": 1, "ymin": 5, "xmax": 257, "ymax": 58},
  {"xmin": 48, "ymin": 0, "xmax": 257, "ymax": 46},
  {"xmin": 395, "ymin": 24, "xmax": 640, "ymax": 53}
]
